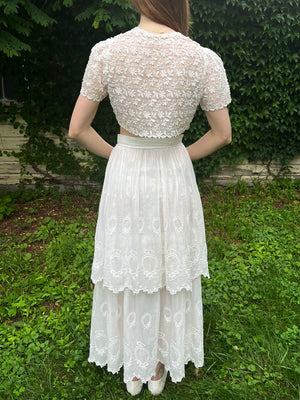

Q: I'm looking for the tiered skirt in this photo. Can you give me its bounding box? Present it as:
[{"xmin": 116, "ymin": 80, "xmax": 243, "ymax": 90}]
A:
[{"xmin": 88, "ymin": 134, "xmax": 209, "ymax": 383}]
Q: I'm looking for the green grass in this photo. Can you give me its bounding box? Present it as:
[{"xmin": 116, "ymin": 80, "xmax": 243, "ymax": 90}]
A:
[{"xmin": 0, "ymin": 180, "xmax": 299, "ymax": 400}]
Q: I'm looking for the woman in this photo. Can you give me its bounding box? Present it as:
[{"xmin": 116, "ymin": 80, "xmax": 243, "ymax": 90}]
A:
[{"xmin": 69, "ymin": 0, "xmax": 231, "ymax": 396}]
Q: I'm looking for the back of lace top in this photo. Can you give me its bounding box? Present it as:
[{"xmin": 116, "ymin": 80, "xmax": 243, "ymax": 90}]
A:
[{"xmin": 80, "ymin": 27, "xmax": 231, "ymax": 138}]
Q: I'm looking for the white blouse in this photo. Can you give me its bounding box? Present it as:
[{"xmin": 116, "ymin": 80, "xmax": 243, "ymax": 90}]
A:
[{"xmin": 80, "ymin": 27, "xmax": 231, "ymax": 138}]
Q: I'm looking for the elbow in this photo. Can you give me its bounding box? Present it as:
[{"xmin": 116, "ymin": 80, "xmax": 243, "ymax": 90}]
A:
[
  {"xmin": 68, "ymin": 129, "xmax": 78, "ymax": 139},
  {"xmin": 222, "ymin": 127, "xmax": 232, "ymax": 146},
  {"xmin": 224, "ymin": 132, "xmax": 232, "ymax": 145},
  {"xmin": 214, "ymin": 128, "xmax": 231, "ymax": 147},
  {"xmin": 68, "ymin": 119, "xmax": 90, "ymax": 139},
  {"xmin": 68, "ymin": 123, "xmax": 81, "ymax": 139}
]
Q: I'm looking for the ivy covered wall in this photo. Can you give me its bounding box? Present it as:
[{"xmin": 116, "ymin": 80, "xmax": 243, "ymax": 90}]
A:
[
  {"xmin": 0, "ymin": 0, "xmax": 299, "ymax": 185},
  {"xmin": 188, "ymin": 0, "xmax": 300, "ymax": 178}
]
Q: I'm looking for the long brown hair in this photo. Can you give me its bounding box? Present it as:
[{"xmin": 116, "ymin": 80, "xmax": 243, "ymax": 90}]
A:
[{"xmin": 131, "ymin": 0, "xmax": 190, "ymax": 36}]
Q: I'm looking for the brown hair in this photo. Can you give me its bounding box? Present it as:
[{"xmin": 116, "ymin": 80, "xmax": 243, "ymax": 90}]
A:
[{"xmin": 131, "ymin": 0, "xmax": 190, "ymax": 36}]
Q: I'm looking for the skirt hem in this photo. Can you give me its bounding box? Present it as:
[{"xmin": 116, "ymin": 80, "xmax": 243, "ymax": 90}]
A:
[
  {"xmin": 88, "ymin": 356, "xmax": 204, "ymax": 384},
  {"xmin": 91, "ymin": 270, "xmax": 210, "ymax": 294}
]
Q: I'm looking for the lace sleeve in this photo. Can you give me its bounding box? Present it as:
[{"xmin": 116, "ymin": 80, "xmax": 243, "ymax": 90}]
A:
[
  {"xmin": 80, "ymin": 42, "xmax": 108, "ymax": 102},
  {"xmin": 199, "ymin": 49, "xmax": 231, "ymax": 112}
]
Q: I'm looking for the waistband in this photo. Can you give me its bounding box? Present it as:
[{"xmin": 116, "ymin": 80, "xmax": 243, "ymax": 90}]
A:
[{"xmin": 117, "ymin": 134, "xmax": 183, "ymax": 149}]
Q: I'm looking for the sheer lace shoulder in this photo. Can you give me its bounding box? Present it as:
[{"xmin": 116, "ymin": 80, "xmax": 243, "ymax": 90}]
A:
[
  {"xmin": 80, "ymin": 40, "xmax": 110, "ymax": 102},
  {"xmin": 199, "ymin": 48, "xmax": 231, "ymax": 112},
  {"xmin": 80, "ymin": 28, "xmax": 231, "ymax": 138}
]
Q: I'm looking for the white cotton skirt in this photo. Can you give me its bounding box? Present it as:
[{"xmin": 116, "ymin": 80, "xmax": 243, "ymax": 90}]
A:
[{"xmin": 88, "ymin": 134, "xmax": 209, "ymax": 383}]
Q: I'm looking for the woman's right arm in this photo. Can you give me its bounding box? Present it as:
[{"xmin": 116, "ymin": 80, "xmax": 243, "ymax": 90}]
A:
[
  {"xmin": 68, "ymin": 94, "xmax": 113, "ymax": 159},
  {"xmin": 68, "ymin": 41, "xmax": 113, "ymax": 159},
  {"xmin": 186, "ymin": 107, "xmax": 231, "ymax": 161}
]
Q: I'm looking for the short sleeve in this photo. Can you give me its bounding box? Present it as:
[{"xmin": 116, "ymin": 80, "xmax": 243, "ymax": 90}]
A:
[
  {"xmin": 199, "ymin": 48, "xmax": 231, "ymax": 112},
  {"xmin": 80, "ymin": 42, "xmax": 108, "ymax": 102}
]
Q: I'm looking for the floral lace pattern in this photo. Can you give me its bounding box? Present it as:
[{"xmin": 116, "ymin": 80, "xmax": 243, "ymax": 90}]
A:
[{"xmin": 80, "ymin": 27, "xmax": 231, "ymax": 138}]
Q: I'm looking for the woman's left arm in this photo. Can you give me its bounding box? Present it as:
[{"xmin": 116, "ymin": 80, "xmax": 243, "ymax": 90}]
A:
[{"xmin": 68, "ymin": 94, "xmax": 113, "ymax": 159}]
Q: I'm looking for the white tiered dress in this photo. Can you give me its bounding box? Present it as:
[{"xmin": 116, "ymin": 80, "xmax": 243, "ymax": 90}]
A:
[{"xmin": 80, "ymin": 26, "xmax": 231, "ymax": 384}]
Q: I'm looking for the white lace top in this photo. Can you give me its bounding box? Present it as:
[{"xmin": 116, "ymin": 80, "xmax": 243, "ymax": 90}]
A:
[{"xmin": 80, "ymin": 27, "xmax": 231, "ymax": 138}]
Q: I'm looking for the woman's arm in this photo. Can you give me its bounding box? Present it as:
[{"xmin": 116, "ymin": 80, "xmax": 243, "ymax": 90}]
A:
[
  {"xmin": 68, "ymin": 95, "xmax": 113, "ymax": 160},
  {"xmin": 187, "ymin": 107, "xmax": 231, "ymax": 161}
]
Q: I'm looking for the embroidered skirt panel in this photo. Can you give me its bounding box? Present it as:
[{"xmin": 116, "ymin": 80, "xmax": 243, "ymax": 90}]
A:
[
  {"xmin": 91, "ymin": 134, "xmax": 209, "ymax": 295},
  {"xmin": 89, "ymin": 134, "xmax": 209, "ymax": 383}
]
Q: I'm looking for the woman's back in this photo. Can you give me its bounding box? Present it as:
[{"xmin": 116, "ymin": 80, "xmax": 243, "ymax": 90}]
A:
[
  {"xmin": 69, "ymin": 3, "xmax": 232, "ymax": 390},
  {"xmin": 80, "ymin": 27, "xmax": 231, "ymax": 138}
]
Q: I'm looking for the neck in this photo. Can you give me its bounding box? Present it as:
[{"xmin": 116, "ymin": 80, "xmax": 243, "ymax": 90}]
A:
[{"xmin": 138, "ymin": 15, "xmax": 175, "ymax": 34}]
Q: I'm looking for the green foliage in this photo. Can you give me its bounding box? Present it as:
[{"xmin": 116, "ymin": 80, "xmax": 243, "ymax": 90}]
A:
[
  {"xmin": 0, "ymin": 182, "xmax": 299, "ymax": 399},
  {"xmin": 1, "ymin": 0, "xmax": 299, "ymax": 184},
  {"xmin": 0, "ymin": 187, "xmax": 45, "ymax": 220},
  {"xmin": 0, "ymin": 0, "xmax": 56, "ymax": 57},
  {"xmin": 74, "ymin": 0, "xmax": 137, "ymax": 31},
  {"xmin": 1, "ymin": 0, "xmax": 137, "ymax": 186},
  {"xmin": 189, "ymin": 0, "xmax": 300, "ymax": 177},
  {"xmin": 0, "ymin": 194, "xmax": 16, "ymax": 219}
]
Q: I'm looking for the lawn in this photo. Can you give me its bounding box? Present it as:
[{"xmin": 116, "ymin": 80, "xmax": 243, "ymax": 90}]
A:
[{"xmin": 0, "ymin": 180, "xmax": 299, "ymax": 400}]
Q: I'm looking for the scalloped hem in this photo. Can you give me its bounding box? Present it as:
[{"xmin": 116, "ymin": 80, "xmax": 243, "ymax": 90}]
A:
[
  {"xmin": 91, "ymin": 270, "xmax": 210, "ymax": 295},
  {"xmin": 80, "ymin": 90, "xmax": 101, "ymax": 102},
  {"xmin": 201, "ymin": 101, "xmax": 231, "ymax": 112},
  {"xmin": 116, "ymin": 120, "xmax": 190, "ymax": 139},
  {"xmin": 88, "ymin": 357, "xmax": 204, "ymax": 384}
]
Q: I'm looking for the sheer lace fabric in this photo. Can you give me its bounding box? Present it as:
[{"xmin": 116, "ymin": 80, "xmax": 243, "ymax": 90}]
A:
[
  {"xmin": 89, "ymin": 136, "xmax": 207, "ymax": 383},
  {"xmin": 80, "ymin": 27, "xmax": 231, "ymax": 138},
  {"xmin": 89, "ymin": 276, "xmax": 203, "ymax": 384},
  {"xmin": 92, "ymin": 138, "xmax": 209, "ymax": 295}
]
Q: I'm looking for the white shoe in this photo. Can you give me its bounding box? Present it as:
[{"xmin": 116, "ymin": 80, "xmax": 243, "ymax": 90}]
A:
[
  {"xmin": 147, "ymin": 368, "xmax": 167, "ymax": 396},
  {"xmin": 126, "ymin": 379, "xmax": 143, "ymax": 396}
]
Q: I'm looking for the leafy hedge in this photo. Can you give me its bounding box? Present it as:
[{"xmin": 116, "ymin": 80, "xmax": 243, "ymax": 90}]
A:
[
  {"xmin": 189, "ymin": 0, "xmax": 300, "ymax": 177},
  {"xmin": 0, "ymin": 0, "xmax": 299, "ymax": 184}
]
